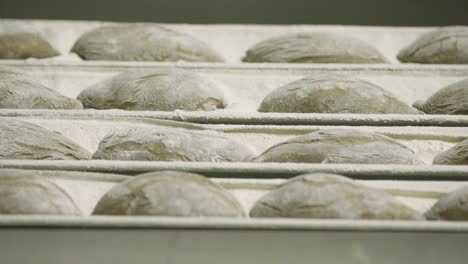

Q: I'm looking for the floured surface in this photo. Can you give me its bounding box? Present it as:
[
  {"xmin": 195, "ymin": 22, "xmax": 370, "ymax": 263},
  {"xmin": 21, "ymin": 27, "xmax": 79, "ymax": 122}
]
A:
[
  {"xmin": 0, "ymin": 19, "xmax": 437, "ymax": 63},
  {"xmin": 13, "ymin": 171, "xmax": 468, "ymax": 217},
  {"xmin": 0, "ymin": 116, "xmax": 466, "ymax": 164},
  {"xmin": 0, "ymin": 63, "xmax": 466, "ymax": 112}
]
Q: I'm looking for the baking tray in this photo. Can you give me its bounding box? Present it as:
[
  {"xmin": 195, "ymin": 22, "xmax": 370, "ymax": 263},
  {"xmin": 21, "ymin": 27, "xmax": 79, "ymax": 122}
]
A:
[
  {"xmin": 0, "ymin": 18, "xmax": 460, "ymax": 64},
  {"xmin": 1, "ymin": 60, "xmax": 468, "ymax": 122},
  {"xmin": 2, "ymin": 19, "xmax": 468, "ymax": 126},
  {"xmin": 0, "ymin": 168, "xmax": 460, "ymax": 215},
  {"xmin": 0, "ymin": 168, "xmax": 467, "ymax": 264},
  {"xmin": 1, "ymin": 115, "xmax": 467, "ymax": 165}
]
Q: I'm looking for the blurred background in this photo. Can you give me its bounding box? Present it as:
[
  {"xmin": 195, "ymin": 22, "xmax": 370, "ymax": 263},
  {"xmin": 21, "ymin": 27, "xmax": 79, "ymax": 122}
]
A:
[{"xmin": 1, "ymin": 0, "xmax": 467, "ymax": 25}]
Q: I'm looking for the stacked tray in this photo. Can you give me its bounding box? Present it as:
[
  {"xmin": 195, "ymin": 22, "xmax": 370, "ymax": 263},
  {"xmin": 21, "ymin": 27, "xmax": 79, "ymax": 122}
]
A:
[{"xmin": 1, "ymin": 19, "xmax": 468, "ymax": 263}]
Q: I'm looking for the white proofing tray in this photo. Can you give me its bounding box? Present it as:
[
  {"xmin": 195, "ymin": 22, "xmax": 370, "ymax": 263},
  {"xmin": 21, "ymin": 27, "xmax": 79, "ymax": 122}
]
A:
[
  {"xmin": 1, "ymin": 60, "xmax": 468, "ymax": 116},
  {"xmin": 0, "ymin": 19, "xmax": 456, "ymax": 63},
  {"xmin": 1, "ymin": 115, "xmax": 467, "ymax": 165},
  {"xmin": 0, "ymin": 168, "xmax": 468, "ymax": 264},
  {"xmin": 1, "ymin": 114, "xmax": 467, "ymax": 216},
  {"xmin": 0, "ymin": 168, "xmax": 463, "ymax": 218},
  {"xmin": 2, "ymin": 19, "xmax": 468, "ymax": 125},
  {"xmin": 1, "ymin": 19, "xmax": 468, "ymax": 263}
]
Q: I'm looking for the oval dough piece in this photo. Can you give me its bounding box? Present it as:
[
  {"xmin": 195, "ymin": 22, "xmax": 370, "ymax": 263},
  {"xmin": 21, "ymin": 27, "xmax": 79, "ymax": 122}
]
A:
[
  {"xmin": 433, "ymin": 138, "xmax": 468, "ymax": 165},
  {"xmin": 413, "ymin": 78, "xmax": 468, "ymax": 115},
  {"xmin": 0, "ymin": 119, "xmax": 91, "ymax": 160},
  {"xmin": 93, "ymin": 171, "xmax": 245, "ymax": 217},
  {"xmin": 425, "ymin": 186, "xmax": 468, "ymax": 220},
  {"xmin": 398, "ymin": 26, "xmax": 468, "ymax": 64},
  {"xmin": 93, "ymin": 127, "xmax": 254, "ymax": 162},
  {"xmin": 259, "ymin": 73, "xmax": 420, "ymax": 114},
  {"xmin": 72, "ymin": 24, "xmax": 224, "ymax": 62},
  {"xmin": 253, "ymin": 129, "xmax": 423, "ymax": 165},
  {"xmin": 77, "ymin": 68, "xmax": 225, "ymax": 111},
  {"xmin": 0, "ymin": 67, "xmax": 82, "ymax": 109},
  {"xmin": 250, "ymin": 173, "xmax": 423, "ymax": 220},
  {"xmin": 243, "ymin": 32, "xmax": 388, "ymax": 63},
  {"xmin": 0, "ymin": 32, "xmax": 59, "ymax": 59},
  {"xmin": 0, "ymin": 171, "xmax": 81, "ymax": 215}
]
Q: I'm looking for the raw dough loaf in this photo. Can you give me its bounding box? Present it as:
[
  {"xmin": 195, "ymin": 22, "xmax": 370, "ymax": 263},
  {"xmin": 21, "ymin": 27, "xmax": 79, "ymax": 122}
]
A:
[
  {"xmin": 0, "ymin": 32, "xmax": 59, "ymax": 59},
  {"xmin": 243, "ymin": 32, "xmax": 388, "ymax": 63},
  {"xmin": 433, "ymin": 138, "xmax": 468, "ymax": 165},
  {"xmin": 258, "ymin": 73, "xmax": 420, "ymax": 114},
  {"xmin": 425, "ymin": 186, "xmax": 468, "ymax": 220},
  {"xmin": 72, "ymin": 24, "xmax": 224, "ymax": 62},
  {"xmin": 0, "ymin": 119, "xmax": 91, "ymax": 160},
  {"xmin": 413, "ymin": 78, "xmax": 468, "ymax": 115},
  {"xmin": 0, "ymin": 171, "xmax": 80, "ymax": 215},
  {"xmin": 253, "ymin": 129, "xmax": 423, "ymax": 165},
  {"xmin": 398, "ymin": 26, "xmax": 468, "ymax": 64},
  {"xmin": 93, "ymin": 171, "xmax": 245, "ymax": 217},
  {"xmin": 0, "ymin": 67, "xmax": 82, "ymax": 109},
  {"xmin": 250, "ymin": 173, "xmax": 423, "ymax": 220},
  {"xmin": 93, "ymin": 127, "xmax": 254, "ymax": 162},
  {"xmin": 77, "ymin": 68, "xmax": 225, "ymax": 111}
]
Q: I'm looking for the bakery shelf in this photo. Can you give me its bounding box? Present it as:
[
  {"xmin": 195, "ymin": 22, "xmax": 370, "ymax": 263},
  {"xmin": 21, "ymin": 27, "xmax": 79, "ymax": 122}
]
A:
[
  {"xmin": 1, "ymin": 161, "xmax": 468, "ymax": 181},
  {"xmin": 0, "ymin": 60, "xmax": 467, "ymax": 116},
  {"xmin": 1, "ymin": 115, "xmax": 466, "ymax": 165}
]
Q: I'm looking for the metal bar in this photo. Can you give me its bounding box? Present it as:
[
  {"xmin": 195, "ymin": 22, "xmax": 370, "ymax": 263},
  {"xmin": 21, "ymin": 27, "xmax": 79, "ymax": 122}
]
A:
[
  {"xmin": 2, "ymin": 59, "xmax": 468, "ymax": 76},
  {"xmin": 2, "ymin": 109, "xmax": 468, "ymax": 127},
  {"xmin": 0, "ymin": 215, "xmax": 468, "ymax": 232},
  {"xmin": 1, "ymin": 160, "xmax": 467, "ymax": 181}
]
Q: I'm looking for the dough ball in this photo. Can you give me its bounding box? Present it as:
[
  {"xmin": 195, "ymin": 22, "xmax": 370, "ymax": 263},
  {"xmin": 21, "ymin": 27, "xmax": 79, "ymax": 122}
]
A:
[
  {"xmin": 426, "ymin": 186, "xmax": 468, "ymax": 220},
  {"xmin": 93, "ymin": 127, "xmax": 254, "ymax": 162},
  {"xmin": 0, "ymin": 67, "xmax": 82, "ymax": 109},
  {"xmin": 77, "ymin": 68, "xmax": 225, "ymax": 111},
  {"xmin": 0, "ymin": 32, "xmax": 59, "ymax": 59},
  {"xmin": 433, "ymin": 138, "xmax": 468, "ymax": 165},
  {"xmin": 72, "ymin": 24, "xmax": 224, "ymax": 62},
  {"xmin": 0, "ymin": 170, "xmax": 81, "ymax": 215},
  {"xmin": 413, "ymin": 78, "xmax": 468, "ymax": 115},
  {"xmin": 93, "ymin": 171, "xmax": 245, "ymax": 217},
  {"xmin": 243, "ymin": 32, "xmax": 388, "ymax": 64},
  {"xmin": 253, "ymin": 129, "xmax": 423, "ymax": 165},
  {"xmin": 250, "ymin": 173, "xmax": 423, "ymax": 220},
  {"xmin": 259, "ymin": 73, "xmax": 420, "ymax": 114},
  {"xmin": 398, "ymin": 26, "xmax": 468, "ymax": 64},
  {"xmin": 0, "ymin": 119, "xmax": 91, "ymax": 160}
]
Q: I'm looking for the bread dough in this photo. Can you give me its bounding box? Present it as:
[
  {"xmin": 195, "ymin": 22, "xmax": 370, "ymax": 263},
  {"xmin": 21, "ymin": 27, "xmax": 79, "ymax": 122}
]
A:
[
  {"xmin": 0, "ymin": 171, "xmax": 81, "ymax": 215},
  {"xmin": 0, "ymin": 32, "xmax": 59, "ymax": 59},
  {"xmin": 93, "ymin": 171, "xmax": 245, "ymax": 217},
  {"xmin": 426, "ymin": 186, "xmax": 468, "ymax": 220},
  {"xmin": 253, "ymin": 129, "xmax": 423, "ymax": 165},
  {"xmin": 433, "ymin": 138, "xmax": 468, "ymax": 165},
  {"xmin": 77, "ymin": 68, "xmax": 225, "ymax": 111},
  {"xmin": 413, "ymin": 78, "xmax": 468, "ymax": 115},
  {"xmin": 243, "ymin": 32, "xmax": 388, "ymax": 63},
  {"xmin": 0, "ymin": 119, "xmax": 91, "ymax": 160},
  {"xmin": 0, "ymin": 67, "xmax": 82, "ymax": 109},
  {"xmin": 258, "ymin": 73, "xmax": 420, "ymax": 114},
  {"xmin": 250, "ymin": 173, "xmax": 423, "ymax": 220},
  {"xmin": 93, "ymin": 127, "xmax": 254, "ymax": 162},
  {"xmin": 72, "ymin": 24, "xmax": 224, "ymax": 62},
  {"xmin": 398, "ymin": 26, "xmax": 468, "ymax": 64}
]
